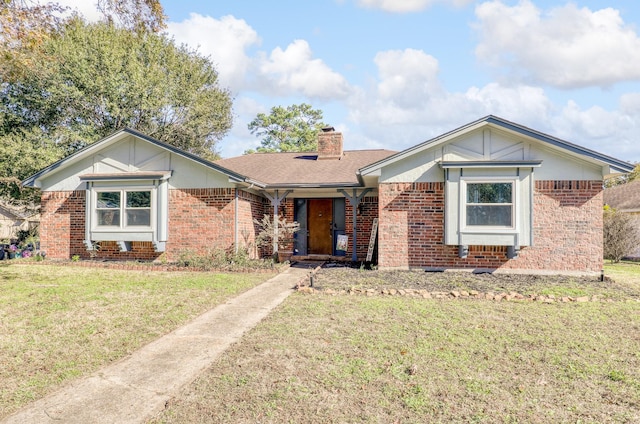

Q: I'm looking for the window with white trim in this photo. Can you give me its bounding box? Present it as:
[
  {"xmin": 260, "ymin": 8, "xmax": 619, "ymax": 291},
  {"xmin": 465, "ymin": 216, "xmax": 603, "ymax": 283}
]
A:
[
  {"xmin": 95, "ymin": 189, "xmax": 152, "ymax": 229},
  {"xmin": 465, "ymin": 182, "xmax": 513, "ymax": 227},
  {"xmin": 442, "ymin": 163, "xmax": 537, "ymax": 249}
]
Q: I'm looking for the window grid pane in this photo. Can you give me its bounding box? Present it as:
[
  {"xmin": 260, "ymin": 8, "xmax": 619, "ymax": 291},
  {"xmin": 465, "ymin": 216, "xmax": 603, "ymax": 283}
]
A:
[
  {"xmin": 465, "ymin": 182, "xmax": 513, "ymax": 227},
  {"xmin": 96, "ymin": 192, "xmax": 121, "ymax": 226},
  {"xmin": 126, "ymin": 191, "xmax": 151, "ymax": 208},
  {"xmin": 467, "ymin": 183, "xmax": 512, "ymax": 204},
  {"xmin": 97, "ymin": 192, "xmax": 120, "ymax": 209},
  {"xmin": 125, "ymin": 191, "xmax": 151, "ymax": 227}
]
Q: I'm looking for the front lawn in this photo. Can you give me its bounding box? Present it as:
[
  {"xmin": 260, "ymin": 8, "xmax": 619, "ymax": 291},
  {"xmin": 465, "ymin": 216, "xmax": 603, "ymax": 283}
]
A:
[
  {"xmin": 150, "ymin": 263, "xmax": 640, "ymax": 423},
  {"xmin": 0, "ymin": 263, "xmax": 274, "ymax": 419}
]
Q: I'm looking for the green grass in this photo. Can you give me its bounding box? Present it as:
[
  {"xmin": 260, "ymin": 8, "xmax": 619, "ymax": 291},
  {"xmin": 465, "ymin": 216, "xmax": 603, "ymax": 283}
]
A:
[
  {"xmin": 0, "ymin": 263, "xmax": 274, "ymax": 419},
  {"xmin": 2, "ymin": 261, "xmax": 639, "ymax": 423},
  {"xmin": 150, "ymin": 264, "xmax": 640, "ymax": 424}
]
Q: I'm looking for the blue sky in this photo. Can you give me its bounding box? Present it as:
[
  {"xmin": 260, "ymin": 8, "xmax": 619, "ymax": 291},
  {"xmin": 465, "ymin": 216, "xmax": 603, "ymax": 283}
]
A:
[{"xmin": 60, "ymin": 0, "xmax": 640, "ymax": 162}]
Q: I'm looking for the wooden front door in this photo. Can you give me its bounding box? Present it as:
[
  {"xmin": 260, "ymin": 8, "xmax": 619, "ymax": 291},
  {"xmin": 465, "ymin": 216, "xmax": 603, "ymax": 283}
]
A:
[{"xmin": 307, "ymin": 199, "xmax": 333, "ymax": 255}]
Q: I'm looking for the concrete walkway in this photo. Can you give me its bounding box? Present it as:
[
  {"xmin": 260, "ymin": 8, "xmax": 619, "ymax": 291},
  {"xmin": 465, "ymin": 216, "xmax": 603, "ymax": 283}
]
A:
[{"xmin": 2, "ymin": 265, "xmax": 315, "ymax": 424}]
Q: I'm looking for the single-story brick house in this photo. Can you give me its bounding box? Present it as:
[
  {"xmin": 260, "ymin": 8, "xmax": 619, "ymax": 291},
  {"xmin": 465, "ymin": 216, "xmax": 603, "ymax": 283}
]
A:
[{"xmin": 23, "ymin": 115, "xmax": 633, "ymax": 273}]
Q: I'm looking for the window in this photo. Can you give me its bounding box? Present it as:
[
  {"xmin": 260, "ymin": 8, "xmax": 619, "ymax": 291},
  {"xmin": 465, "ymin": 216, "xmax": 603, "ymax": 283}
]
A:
[
  {"xmin": 465, "ymin": 182, "xmax": 513, "ymax": 227},
  {"xmin": 95, "ymin": 190, "xmax": 152, "ymax": 228}
]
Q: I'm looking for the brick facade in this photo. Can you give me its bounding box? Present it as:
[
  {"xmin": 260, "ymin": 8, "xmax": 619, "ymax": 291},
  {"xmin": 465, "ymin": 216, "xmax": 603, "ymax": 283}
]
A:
[
  {"xmin": 39, "ymin": 188, "xmax": 265, "ymax": 261},
  {"xmin": 40, "ymin": 191, "xmax": 86, "ymax": 259},
  {"xmin": 166, "ymin": 188, "xmax": 236, "ymax": 260},
  {"xmin": 40, "ymin": 180, "xmax": 603, "ymax": 271},
  {"xmin": 378, "ymin": 181, "xmax": 603, "ymax": 272}
]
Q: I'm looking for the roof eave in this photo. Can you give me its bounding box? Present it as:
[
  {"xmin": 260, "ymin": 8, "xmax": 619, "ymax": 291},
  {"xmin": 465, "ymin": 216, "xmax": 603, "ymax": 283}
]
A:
[{"xmin": 261, "ymin": 182, "xmax": 364, "ymax": 190}]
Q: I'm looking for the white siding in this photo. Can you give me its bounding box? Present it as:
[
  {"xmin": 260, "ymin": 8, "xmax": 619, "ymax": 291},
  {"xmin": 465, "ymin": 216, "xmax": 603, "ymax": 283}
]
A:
[
  {"xmin": 378, "ymin": 127, "xmax": 604, "ymax": 184},
  {"xmin": 38, "ymin": 135, "xmax": 234, "ymax": 191}
]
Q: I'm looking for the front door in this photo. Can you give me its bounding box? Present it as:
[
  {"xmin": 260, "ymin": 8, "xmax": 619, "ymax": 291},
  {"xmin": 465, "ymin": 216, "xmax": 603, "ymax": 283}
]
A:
[{"xmin": 307, "ymin": 199, "xmax": 333, "ymax": 254}]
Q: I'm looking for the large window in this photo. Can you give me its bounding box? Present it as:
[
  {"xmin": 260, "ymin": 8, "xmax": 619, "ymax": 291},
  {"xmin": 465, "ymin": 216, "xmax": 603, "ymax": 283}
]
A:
[
  {"xmin": 96, "ymin": 190, "xmax": 151, "ymax": 228},
  {"xmin": 465, "ymin": 182, "xmax": 513, "ymax": 227}
]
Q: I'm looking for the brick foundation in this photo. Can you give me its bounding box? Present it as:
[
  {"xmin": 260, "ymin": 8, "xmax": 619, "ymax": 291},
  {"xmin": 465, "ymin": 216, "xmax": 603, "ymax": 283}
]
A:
[{"xmin": 378, "ymin": 181, "xmax": 603, "ymax": 272}]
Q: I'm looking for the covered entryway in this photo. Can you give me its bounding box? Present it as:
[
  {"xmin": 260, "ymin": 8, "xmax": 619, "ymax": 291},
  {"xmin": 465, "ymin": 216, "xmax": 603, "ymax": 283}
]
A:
[{"xmin": 295, "ymin": 198, "xmax": 345, "ymax": 256}]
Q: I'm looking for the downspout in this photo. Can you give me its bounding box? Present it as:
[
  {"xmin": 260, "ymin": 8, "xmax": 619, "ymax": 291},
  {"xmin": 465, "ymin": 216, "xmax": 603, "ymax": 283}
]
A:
[
  {"xmin": 84, "ymin": 182, "xmax": 93, "ymax": 251},
  {"xmin": 234, "ymin": 189, "xmax": 239, "ymax": 254},
  {"xmin": 529, "ymin": 167, "xmax": 535, "ymax": 247}
]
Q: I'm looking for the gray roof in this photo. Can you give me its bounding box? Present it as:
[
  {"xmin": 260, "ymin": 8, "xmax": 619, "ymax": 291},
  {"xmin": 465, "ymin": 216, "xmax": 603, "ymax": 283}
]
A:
[{"xmin": 215, "ymin": 150, "xmax": 396, "ymax": 188}]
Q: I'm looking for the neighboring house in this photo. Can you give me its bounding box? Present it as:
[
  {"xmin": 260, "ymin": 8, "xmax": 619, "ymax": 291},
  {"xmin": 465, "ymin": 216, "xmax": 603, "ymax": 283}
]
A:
[
  {"xmin": 23, "ymin": 116, "xmax": 633, "ymax": 273},
  {"xmin": 0, "ymin": 203, "xmax": 39, "ymax": 240},
  {"xmin": 603, "ymin": 179, "xmax": 640, "ymax": 257}
]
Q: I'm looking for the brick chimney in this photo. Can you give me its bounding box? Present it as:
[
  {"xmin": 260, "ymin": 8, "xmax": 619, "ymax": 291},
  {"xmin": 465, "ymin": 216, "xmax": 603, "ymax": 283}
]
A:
[{"xmin": 317, "ymin": 127, "xmax": 343, "ymax": 160}]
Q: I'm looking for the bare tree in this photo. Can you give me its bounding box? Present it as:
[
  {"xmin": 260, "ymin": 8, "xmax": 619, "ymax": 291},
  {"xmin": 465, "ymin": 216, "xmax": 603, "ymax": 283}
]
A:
[{"xmin": 603, "ymin": 206, "xmax": 639, "ymax": 262}]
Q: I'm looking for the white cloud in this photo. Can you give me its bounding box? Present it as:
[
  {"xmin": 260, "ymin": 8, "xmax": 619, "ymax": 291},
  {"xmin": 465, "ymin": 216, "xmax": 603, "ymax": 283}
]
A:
[
  {"xmin": 167, "ymin": 14, "xmax": 259, "ymax": 92},
  {"xmin": 464, "ymin": 83, "xmax": 552, "ymax": 124},
  {"xmin": 374, "ymin": 49, "xmax": 443, "ymax": 107},
  {"xmin": 168, "ymin": 16, "xmax": 351, "ymax": 100},
  {"xmin": 52, "ymin": 0, "xmax": 102, "ymax": 22},
  {"xmin": 257, "ymin": 40, "xmax": 352, "ymax": 99},
  {"xmin": 356, "ymin": 0, "xmax": 473, "ymax": 13},
  {"xmin": 548, "ymin": 100, "xmax": 640, "ymax": 160},
  {"xmin": 474, "ymin": 1, "xmax": 640, "ymax": 88},
  {"xmin": 346, "ymin": 48, "xmax": 554, "ymax": 147}
]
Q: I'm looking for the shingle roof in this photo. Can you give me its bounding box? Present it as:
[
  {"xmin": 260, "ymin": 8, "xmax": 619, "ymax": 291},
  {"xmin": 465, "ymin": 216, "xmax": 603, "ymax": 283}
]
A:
[
  {"xmin": 215, "ymin": 150, "xmax": 396, "ymax": 188},
  {"xmin": 604, "ymin": 180, "xmax": 640, "ymax": 212}
]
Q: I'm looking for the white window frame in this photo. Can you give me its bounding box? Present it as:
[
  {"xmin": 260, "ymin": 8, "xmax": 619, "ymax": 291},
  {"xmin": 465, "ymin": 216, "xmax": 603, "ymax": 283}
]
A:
[
  {"xmin": 92, "ymin": 187, "xmax": 156, "ymax": 232},
  {"xmin": 460, "ymin": 177, "xmax": 517, "ymax": 233}
]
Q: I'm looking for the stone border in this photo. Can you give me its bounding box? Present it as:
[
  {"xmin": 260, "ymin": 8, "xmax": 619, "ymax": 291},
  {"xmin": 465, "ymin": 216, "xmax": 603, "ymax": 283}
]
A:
[
  {"xmin": 296, "ymin": 286, "xmax": 640, "ymax": 303},
  {"xmin": 7, "ymin": 259, "xmax": 285, "ymax": 274}
]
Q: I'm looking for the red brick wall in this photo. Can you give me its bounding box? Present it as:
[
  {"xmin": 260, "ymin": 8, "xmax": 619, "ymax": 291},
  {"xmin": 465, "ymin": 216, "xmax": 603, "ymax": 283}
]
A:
[
  {"xmin": 165, "ymin": 188, "xmax": 236, "ymax": 260},
  {"xmin": 378, "ymin": 181, "xmax": 603, "ymax": 272},
  {"xmin": 511, "ymin": 180, "xmax": 603, "ymax": 272},
  {"xmin": 40, "ymin": 191, "xmax": 86, "ymax": 259}
]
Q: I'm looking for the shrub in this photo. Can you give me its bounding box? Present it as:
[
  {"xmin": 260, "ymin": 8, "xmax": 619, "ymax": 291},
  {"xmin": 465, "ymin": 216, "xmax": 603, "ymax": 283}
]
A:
[
  {"xmin": 176, "ymin": 248, "xmax": 276, "ymax": 271},
  {"xmin": 253, "ymin": 214, "xmax": 300, "ymax": 258},
  {"xmin": 603, "ymin": 206, "xmax": 639, "ymax": 262}
]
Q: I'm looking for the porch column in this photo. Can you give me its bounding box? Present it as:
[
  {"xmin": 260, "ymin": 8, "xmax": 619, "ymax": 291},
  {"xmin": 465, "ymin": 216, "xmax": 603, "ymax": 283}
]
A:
[
  {"xmin": 339, "ymin": 188, "xmax": 371, "ymax": 262},
  {"xmin": 263, "ymin": 190, "xmax": 292, "ymax": 254}
]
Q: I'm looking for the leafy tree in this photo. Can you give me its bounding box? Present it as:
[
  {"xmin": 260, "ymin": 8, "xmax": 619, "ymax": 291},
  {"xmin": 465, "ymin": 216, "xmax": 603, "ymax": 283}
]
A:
[
  {"xmin": 0, "ymin": 128, "xmax": 62, "ymax": 207},
  {"xmin": 246, "ymin": 103, "xmax": 327, "ymax": 154},
  {"xmin": 97, "ymin": 0, "xmax": 166, "ymax": 33},
  {"xmin": 2, "ymin": 18, "xmax": 232, "ymax": 159},
  {"xmin": 0, "ymin": 0, "xmax": 68, "ymax": 81},
  {"xmin": 603, "ymin": 206, "xmax": 639, "ymax": 262}
]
